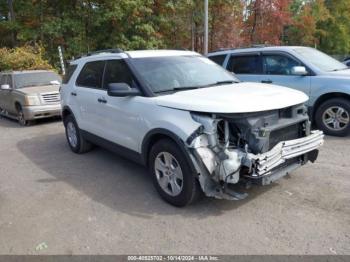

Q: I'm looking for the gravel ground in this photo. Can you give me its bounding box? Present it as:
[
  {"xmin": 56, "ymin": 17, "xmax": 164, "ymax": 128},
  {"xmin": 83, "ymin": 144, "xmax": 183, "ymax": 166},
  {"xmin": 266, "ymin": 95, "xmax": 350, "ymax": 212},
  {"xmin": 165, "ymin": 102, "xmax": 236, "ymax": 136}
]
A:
[{"xmin": 0, "ymin": 117, "xmax": 349, "ymax": 255}]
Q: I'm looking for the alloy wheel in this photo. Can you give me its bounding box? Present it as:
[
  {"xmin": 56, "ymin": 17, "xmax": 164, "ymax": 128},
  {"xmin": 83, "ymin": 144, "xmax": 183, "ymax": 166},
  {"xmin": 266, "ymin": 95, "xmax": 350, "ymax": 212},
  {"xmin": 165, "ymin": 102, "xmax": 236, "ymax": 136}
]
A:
[
  {"xmin": 154, "ymin": 152, "xmax": 184, "ymax": 197},
  {"xmin": 67, "ymin": 122, "xmax": 78, "ymax": 148},
  {"xmin": 322, "ymin": 106, "xmax": 350, "ymax": 131},
  {"xmin": 18, "ymin": 110, "xmax": 27, "ymax": 126}
]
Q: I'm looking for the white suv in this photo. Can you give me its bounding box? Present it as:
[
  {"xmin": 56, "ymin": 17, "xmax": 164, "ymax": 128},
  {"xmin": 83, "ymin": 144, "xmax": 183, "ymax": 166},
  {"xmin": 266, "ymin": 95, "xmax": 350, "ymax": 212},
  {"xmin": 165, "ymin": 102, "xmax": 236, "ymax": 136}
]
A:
[{"xmin": 60, "ymin": 49, "xmax": 324, "ymax": 206}]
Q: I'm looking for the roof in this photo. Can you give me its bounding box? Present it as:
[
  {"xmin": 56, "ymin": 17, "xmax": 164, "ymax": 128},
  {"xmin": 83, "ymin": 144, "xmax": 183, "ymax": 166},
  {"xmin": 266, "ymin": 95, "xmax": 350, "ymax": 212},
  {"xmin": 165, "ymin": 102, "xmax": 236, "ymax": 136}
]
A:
[
  {"xmin": 71, "ymin": 49, "xmax": 201, "ymax": 64},
  {"xmin": 208, "ymin": 46, "xmax": 306, "ymax": 56}
]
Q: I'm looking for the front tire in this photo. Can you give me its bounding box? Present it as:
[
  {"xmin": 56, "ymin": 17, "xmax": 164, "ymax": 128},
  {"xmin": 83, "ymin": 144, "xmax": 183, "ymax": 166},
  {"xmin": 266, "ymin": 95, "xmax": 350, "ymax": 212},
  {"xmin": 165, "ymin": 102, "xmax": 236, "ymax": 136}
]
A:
[
  {"xmin": 64, "ymin": 115, "xmax": 93, "ymax": 154},
  {"xmin": 315, "ymin": 98, "xmax": 350, "ymax": 137},
  {"xmin": 149, "ymin": 139, "xmax": 201, "ymax": 207},
  {"xmin": 17, "ymin": 105, "xmax": 32, "ymax": 126}
]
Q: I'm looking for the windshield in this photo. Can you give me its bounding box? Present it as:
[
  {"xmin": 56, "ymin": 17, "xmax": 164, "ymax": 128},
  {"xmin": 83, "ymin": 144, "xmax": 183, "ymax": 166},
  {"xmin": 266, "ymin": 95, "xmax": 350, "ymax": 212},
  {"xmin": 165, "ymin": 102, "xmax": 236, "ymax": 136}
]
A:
[
  {"xmin": 14, "ymin": 72, "xmax": 62, "ymax": 89},
  {"xmin": 294, "ymin": 47, "xmax": 348, "ymax": 72},
  {"xmin": 131, "ymin": 56, "xmax": 239, "ymax": 93}
]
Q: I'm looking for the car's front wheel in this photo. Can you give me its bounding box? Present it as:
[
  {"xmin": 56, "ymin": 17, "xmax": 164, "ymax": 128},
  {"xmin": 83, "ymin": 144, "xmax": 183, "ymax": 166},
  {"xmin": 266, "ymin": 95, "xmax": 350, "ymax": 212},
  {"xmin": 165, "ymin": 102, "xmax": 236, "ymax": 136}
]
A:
[
  {"xmin": 17, "ymin": 105, "xmax": 32, "ymax": 126},
  {"xmin": 64, "ymin": 114, "xmax": 93, "ymax": 154},
  {"xmin": 315, "ymin": 98, "xmax": 350, "ymax": 137},
  {"xmin": 149, "ymin": 139, "xmax": 202, "ymax": 207}
]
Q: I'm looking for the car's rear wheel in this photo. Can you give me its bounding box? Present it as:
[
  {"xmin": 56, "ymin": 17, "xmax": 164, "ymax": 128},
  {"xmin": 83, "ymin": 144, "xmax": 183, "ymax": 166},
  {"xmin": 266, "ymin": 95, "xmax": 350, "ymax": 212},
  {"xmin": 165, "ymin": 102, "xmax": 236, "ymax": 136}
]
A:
[
  {"xmin": 315, "ymin": 98, "xmax": 350, "ymax": 137},
  {"xmin": 149, "ymin": 139, "xmax": 202, "ymax": 207},
  {"xmin": 64, "ymin": 114, "xmax": 93, "ymax": 154}
]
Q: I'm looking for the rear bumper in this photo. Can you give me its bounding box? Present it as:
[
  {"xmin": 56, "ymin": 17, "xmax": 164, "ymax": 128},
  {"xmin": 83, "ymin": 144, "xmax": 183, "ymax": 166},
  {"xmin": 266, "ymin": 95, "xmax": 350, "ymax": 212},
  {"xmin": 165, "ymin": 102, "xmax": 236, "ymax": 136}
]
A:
[{"xmin": 22, "ymin": 104, "xmax": 62, "ymax": 120}]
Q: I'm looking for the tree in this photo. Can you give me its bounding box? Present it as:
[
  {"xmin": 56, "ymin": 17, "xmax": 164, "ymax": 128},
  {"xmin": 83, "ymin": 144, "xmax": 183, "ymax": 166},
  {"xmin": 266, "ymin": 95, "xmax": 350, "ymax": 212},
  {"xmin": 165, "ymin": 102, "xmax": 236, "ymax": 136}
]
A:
[
  {"xmin": 287, "ymin": 0, "xmax": 329, "ymax": 47},
  {"xmin": 242, "ymin": 0, "xmax": 292, "ymax": 45},
  {"xmin": 318, "ymin": 0, "xmax": 350, "ymax": 54}
]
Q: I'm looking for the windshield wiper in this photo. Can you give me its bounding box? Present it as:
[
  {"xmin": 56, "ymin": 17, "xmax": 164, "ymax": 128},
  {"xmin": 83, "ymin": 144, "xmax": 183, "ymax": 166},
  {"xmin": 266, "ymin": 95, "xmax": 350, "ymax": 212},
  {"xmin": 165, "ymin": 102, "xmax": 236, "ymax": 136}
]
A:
[
  {"xmin": 331, "ymin": 68, "xmax": 348, "ymax": 72},
  {"xmin": 204, "ymin": 80, "xmax": 239, "ymax": 87},
  {"xmin": 154, "ymin": 80, "xmax": 238, "ymax": 94},
  {"xmin": 154, "ymin": 86, "xmax": 200, "ymax": 94}
]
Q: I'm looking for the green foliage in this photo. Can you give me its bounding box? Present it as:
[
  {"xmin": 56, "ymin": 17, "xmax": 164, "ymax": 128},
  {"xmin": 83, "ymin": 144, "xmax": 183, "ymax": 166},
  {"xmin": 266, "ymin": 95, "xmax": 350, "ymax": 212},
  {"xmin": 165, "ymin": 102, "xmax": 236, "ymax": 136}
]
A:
[
  {"xmin": 287, "ymin": 0, "xmax": 330, "ymax": 47},
  {"xmin": 318, "ymin": 0, "xmax": 350, "ymax": 54},
  {"xmin": 0, "ymin": 45, "xmax": 53, "ymax": 71},
  {"xmin": 0, "ymin": 0, "xmax": 349, "ymax": 70}
]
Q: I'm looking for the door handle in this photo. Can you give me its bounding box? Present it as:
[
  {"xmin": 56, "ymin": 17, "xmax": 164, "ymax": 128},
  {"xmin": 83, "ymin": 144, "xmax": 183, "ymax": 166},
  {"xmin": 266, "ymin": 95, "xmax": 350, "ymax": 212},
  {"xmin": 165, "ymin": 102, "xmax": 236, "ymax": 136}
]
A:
[
  {"xmin": 261, "ymin": 80, "xmax": 273, "ymax": 84},
  {"xmin": 71, "ymin": 92, "xmax": 77, "ymax": 96},
  {"xmin": 98, "ymin": 98, "xmax": 107, "ymax": 104}
]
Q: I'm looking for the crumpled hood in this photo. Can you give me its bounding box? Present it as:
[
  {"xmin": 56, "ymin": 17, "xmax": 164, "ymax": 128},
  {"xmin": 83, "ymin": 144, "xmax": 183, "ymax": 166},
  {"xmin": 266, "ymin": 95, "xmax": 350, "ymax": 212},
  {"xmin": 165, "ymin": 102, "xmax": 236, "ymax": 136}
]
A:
[
  {"xmin": 18, "ymin": 85, "xmax": 60, "ymax": 95},
  {"xmin": 153, "ymin": 82, "xmax": 308, "ymax": 113}
]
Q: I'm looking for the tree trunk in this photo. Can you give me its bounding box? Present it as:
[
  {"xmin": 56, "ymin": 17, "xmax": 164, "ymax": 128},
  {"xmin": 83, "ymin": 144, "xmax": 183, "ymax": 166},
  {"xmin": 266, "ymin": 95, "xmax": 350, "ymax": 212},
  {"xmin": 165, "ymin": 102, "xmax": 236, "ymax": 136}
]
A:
[{"xmin": 7, "ymin": 0, "xmax": 16, "ymax": 47}]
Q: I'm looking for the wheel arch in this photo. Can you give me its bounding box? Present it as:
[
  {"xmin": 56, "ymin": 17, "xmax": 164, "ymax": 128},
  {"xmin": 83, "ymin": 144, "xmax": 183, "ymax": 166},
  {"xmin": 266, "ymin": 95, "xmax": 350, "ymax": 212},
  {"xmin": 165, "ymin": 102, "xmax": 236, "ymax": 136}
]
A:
[
  {"xmin": 141, "ymin": 128, "xmax": 198, "ymax": 174},
  {"xmin": 61, "ymin": 106, "xmax": 73, "ymax": 123},
  {"xmin": 312, "ymin": 92, "xmax": 350, "ymax": 119},
  {"xmin": 14, "ymin": 101, "xmax": 22, "ymax": 110}
]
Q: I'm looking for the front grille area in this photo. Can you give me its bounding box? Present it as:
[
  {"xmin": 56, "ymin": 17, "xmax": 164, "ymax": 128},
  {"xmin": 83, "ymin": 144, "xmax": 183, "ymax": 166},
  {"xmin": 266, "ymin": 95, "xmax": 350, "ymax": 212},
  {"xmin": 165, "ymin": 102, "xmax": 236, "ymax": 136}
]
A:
[
  {"xmin": 41, "ymin": 93, "xmax": 60, "ymax": 103},
  {"xmin": 269, "ymin": 123, "xmax": 302, "ymax": 149}
]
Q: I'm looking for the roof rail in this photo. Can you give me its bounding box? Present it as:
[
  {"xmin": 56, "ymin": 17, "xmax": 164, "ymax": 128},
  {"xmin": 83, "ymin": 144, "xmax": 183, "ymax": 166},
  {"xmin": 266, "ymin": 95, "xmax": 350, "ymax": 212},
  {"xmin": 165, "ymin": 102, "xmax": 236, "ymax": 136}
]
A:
[
  {"xmin": 210, "ymin": 44, "xmax": 275, "ymax": 53},
  {"xmin": 250, "ymin": 44, "xmax": 271, "ymax": 48},
  {"xmin": 86, "ymin": 48, "xmax": 124, "ymax": 56},
  {"xmin": 74, "ymin": 48, "xmax": 124, "ymax": 60},
  {"xmin": 211, "ymin": 48, "xmax": 236, "ymax": 53}
]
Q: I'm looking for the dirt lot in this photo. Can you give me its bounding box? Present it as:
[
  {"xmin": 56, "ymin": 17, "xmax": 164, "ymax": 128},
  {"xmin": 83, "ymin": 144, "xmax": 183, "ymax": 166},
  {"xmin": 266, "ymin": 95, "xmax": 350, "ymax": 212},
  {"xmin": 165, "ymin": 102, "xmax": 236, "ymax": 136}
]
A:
[{"xmin": 0, "ymin": 117, "xmax": 349, "ymax": 255}]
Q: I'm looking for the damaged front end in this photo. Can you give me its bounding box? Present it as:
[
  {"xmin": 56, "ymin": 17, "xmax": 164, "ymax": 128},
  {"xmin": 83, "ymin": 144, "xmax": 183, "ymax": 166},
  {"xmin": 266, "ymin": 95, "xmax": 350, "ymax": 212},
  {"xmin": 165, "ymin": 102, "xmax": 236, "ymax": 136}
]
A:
[{"xmin": 187, "ymin": 105, "xmax": 324, "ymax": 200}]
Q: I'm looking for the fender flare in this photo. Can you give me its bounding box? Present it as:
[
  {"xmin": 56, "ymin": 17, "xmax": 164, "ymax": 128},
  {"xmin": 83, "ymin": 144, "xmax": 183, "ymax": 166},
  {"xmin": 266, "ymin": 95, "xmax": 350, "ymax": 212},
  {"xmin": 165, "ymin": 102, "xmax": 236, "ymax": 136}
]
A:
[
  {"xmin": 61, "ymin": 106, "xmax": 73, "ymax": 121},
  {"xmin": 141, "ymin": 128, "xmax": 198, "ymax": 174}
]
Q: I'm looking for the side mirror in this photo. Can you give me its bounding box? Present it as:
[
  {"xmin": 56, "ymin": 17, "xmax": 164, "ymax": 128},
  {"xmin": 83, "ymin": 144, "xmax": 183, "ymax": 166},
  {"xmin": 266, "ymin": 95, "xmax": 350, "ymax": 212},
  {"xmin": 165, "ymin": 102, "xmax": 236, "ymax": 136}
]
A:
[
  {"xmin": 291, "ymin": 66, "xmax": 308, "ymax": 76},
  {"xmin": 1, "ymin": 84, "xmax": 10, "ymax": 90},
  {"xmin": 107, "ymin": 83, "xmax": 141, "ymax": 97}
]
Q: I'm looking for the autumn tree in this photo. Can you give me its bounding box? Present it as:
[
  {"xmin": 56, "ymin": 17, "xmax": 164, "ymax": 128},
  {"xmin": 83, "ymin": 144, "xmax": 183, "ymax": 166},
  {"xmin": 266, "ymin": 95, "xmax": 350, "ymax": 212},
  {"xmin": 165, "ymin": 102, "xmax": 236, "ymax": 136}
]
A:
[
  {"xmin": 242, "ymin": 0, "xmax": 292, "ymax": 45},
  {"xmin": 287, "ymin": 0, "xmax": 329, "ymax": 47}
]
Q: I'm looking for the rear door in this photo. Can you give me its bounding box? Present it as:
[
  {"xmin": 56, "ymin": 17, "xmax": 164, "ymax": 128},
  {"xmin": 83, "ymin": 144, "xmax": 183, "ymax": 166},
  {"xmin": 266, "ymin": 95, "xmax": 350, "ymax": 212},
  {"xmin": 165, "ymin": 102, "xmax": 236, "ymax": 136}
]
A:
[
  {"xmin": 75, "ymin": 60, "xmax": 106, "ymax": 136},
  {"xmin": 261, "ymin": 52, "xmax": 311, "ymax": 97},
  {"xmin": 226, "ymin": 53, "xmax": 264, "ymax": 83}
]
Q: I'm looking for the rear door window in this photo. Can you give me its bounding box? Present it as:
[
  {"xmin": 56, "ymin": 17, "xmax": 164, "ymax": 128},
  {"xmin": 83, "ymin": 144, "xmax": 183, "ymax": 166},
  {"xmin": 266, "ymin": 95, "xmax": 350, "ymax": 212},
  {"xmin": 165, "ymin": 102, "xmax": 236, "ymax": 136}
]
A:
[
  {"xmin": 228, "ymin": 55, "xmax": 262, "ymax": 74},
  {"xmin": 76, "ymin": 61, "xmax": 105, "ymax": 89}
]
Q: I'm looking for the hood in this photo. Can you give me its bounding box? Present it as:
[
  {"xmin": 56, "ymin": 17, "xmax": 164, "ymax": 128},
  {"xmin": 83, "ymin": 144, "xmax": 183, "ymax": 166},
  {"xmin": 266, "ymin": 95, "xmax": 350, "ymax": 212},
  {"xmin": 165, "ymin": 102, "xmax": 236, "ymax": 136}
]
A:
[
  {"xmin": 326, "ymin": 69, "xmax": 350, "ymax": 78},
  {"xmin": 18, "ymin": 85, "xmax": 60, "ymax": 95},
  {"xmin": 153, "ymin": 82, "xmax": 308, "ymax": 113}
]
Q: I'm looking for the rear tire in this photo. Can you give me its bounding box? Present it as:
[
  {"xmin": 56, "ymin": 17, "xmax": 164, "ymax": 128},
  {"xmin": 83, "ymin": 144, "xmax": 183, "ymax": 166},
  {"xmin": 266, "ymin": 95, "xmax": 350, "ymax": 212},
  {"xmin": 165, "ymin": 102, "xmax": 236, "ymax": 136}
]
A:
[
  {"xmin": 149, "ymin": 139, "xmax": 202, "ymax": 207},
  {"xmin": 64, "ymin": 114, "xmax": 93, "ymax": 154},
  {"xmin": 315, "ymin": 98, "xmax": 350, "ymax": 137}
]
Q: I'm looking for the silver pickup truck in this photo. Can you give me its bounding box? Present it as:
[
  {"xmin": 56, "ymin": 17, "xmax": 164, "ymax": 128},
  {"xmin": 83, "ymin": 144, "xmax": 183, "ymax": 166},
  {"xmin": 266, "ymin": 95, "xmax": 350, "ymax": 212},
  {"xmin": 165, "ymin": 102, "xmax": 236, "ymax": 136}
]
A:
[{"xmin": 0, "ymin": 70, "xmax": 62, "ymax": 125}]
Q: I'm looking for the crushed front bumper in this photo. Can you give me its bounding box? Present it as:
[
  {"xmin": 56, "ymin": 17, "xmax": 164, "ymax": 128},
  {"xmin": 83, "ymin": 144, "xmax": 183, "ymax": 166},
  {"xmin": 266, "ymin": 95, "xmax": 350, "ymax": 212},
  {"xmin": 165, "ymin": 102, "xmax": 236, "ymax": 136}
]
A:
[{"xmin": 247, "ymin": 130, "xmax": 324, "ymax": 183}]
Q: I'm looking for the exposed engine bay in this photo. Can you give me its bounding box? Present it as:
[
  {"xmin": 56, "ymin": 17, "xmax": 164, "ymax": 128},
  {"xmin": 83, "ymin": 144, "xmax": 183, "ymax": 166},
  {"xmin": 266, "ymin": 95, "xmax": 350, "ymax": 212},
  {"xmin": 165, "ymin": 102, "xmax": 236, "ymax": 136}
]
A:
[{"xmin": 188, "ymin": 104, "xmax": 324, "ymax": 200}]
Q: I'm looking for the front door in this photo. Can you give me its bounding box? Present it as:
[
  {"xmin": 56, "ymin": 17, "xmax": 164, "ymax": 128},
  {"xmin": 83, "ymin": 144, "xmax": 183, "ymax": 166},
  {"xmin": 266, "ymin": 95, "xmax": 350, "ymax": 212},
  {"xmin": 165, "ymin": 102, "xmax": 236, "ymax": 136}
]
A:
[
  {"xmin": 97, "ymin": 59, "xmax": 142, "ymax": 152},
  {"xmin": 261, "ymin": 53, "xmax": 312, "ymax": 101},
  {"xmin": 0, "ymin": 74, "xmax": 14, "ymax": 113}
]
